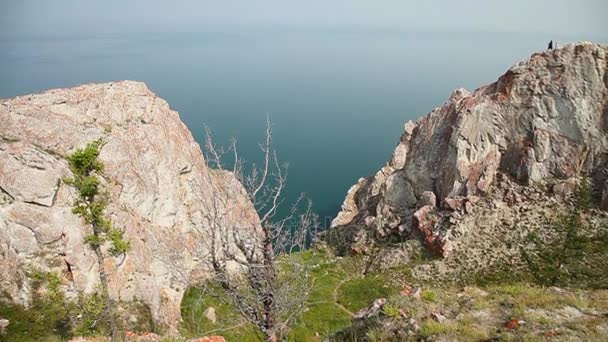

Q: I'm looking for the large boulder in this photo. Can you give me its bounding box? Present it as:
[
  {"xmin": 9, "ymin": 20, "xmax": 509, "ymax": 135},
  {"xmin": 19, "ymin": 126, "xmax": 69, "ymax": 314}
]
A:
[
  {"xmin": 331, "ymin": 42, "xmax": 608, "ymax": 256},
  {"xmin": 0, "ymin": 81, "xmax": 259, "ymax": 331}
]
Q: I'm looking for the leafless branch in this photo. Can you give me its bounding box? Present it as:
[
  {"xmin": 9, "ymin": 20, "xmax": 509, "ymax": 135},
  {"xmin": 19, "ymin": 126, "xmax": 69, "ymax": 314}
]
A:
[{"xmin": 180, "ymin": 119, "xmax": 317, "ymax": 341}]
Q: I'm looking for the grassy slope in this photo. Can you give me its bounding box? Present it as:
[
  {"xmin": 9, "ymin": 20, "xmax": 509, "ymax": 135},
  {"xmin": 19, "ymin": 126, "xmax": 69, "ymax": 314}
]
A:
[
  {"xmin": 180, "ymin": 249, "xmax": 405, "ymax": 341},
  {"xmin": 180, "ymin": 248, "xmax": 608, "ymax": 341},
  {"xmin": 3, "ymin": 247, "xmax": 606, "ymax": 341}
]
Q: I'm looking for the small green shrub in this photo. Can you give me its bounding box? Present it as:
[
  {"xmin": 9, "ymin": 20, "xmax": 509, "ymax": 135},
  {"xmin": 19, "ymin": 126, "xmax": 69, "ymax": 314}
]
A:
[
  {"xmin": 421, "ymin": 289, "xmax": 437, "ymax": 302},
  {"xmin": 71, "ymin": 292, "xmax": 110, "ymax": 337},
  {"xmin": 381, "ymin": 303, "xmax": 401, "ymax": 319},
  {"xmin": 0, "ymin": 270, "xmax": 71, "ymax": 341},
  {"xmin": 419, "ymin": 319, "xmax": 448, "ymax": 337}
]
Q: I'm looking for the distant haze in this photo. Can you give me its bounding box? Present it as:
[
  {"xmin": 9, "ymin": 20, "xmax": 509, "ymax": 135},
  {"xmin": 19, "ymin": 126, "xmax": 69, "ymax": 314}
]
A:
[{"xmin": 1, "ymin": 0, "xmax": 607, "ymax": 36}]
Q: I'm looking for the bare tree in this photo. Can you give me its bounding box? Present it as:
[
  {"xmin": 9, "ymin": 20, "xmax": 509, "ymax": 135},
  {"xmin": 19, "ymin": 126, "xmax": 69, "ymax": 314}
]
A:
[{"xmin": 195, "ymin": 118, "xmax": 317, "ymax": 341}]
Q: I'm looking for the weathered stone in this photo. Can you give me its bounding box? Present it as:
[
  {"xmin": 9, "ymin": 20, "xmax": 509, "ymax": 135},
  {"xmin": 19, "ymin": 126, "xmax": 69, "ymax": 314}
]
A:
[
  {"xmin": 412, "ymin": 206, "xmax": 447, "ymax": 257},
  {"xmin": 330, "ymin": 178, "xmax": 367, "ymax": 228},
  {"xmin": 400, "ymin": 284, "xmax": 422, "ymax": 299},
  {"xmin": 430, "ymin": 312, "xmax": 447, "ymax": 323},
  {"xmin": 464, "ymin": 201, "xmax": 474, "ymax": 214},
  {"xmin": 383, "ymin": 171, "xmax": 417, "ymax": 209},
  {"xmin": 0, "ymin": 318, "xmax": 8, "ymax": 335},
  {"xmin": 203, "ymin": 306, "xmax": 217, "ymax": 324},
  {"xmin": 332, "ymin": 42, "xmax": 608, "ymax": 256},
  {"xmin": 444, "ymin": 197, "xmax": 467, "ymax": 212},
  {"xmin": 0, "ymin": 81, "xmax": 259, "ymax": 332},
  {"xmin": 355, "ymin": 298, "xmax": 386, "ymax": 319},
  {"xmin": 418, "ymin": 191, "xmax": 437, "ymax": 208}
]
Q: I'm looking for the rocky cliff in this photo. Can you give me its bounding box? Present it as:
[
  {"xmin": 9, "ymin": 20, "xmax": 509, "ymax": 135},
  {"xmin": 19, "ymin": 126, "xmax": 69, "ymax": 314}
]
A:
[
  {"xmin": 0, "ymin": 81, "xmax": 259, "ymax": 331},
  {"xmin": 331, "ymin": 42, "xmax": 608, "ymax": 257}
]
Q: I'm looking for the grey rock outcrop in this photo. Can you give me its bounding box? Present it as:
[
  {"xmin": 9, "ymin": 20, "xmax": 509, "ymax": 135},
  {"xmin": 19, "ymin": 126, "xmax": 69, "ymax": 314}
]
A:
[
  {"xmin": 0, "ymin": 81, "xmax": 259, "ymax": 331},
  {"xmin": 331, "ymin": 42, "xmax": 608, "ymax": 256}
]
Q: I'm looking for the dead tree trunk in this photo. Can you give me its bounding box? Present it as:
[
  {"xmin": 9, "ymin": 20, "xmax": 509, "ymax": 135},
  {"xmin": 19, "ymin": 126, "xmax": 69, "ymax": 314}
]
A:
[{"xmin": 198, "ymin": 119, "xmax": 316, "ymax": 340}]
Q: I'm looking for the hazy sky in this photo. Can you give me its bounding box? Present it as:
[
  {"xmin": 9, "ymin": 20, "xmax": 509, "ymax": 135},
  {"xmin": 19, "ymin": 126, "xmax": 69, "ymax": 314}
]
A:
[{"xmin": 1, "ymin": 0, "xmax": 606, "ymax": 36}]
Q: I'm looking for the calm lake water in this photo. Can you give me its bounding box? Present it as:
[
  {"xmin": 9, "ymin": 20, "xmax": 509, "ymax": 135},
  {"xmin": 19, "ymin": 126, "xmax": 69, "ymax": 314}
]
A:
[{"xmin": 1, "ymin": 30, "xmax": 605, "ymax": 222}]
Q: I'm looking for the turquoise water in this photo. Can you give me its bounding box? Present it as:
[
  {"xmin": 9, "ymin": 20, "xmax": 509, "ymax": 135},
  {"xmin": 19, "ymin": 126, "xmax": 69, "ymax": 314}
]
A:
[{"xmin": 1, "ymin": 30, "xmax": 605, "ymax": 222}]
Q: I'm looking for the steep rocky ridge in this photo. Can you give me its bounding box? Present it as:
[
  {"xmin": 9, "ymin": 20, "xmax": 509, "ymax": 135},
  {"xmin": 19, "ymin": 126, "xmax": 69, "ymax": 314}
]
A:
[
  {"xmin": 331, "ymin": 42, "xmax": 608, "ymax": 257},
  {"xmin": 0, "ymin": 81, "xmax": 259, "ymax": 331}
]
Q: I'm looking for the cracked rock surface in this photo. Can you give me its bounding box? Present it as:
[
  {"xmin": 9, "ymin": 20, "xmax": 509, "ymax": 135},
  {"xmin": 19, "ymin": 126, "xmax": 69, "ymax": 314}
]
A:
[
  {"xmin": 0, "ymin": 81, "xmax": 259, "ymax": 331},
  {"xmin": 331, "ymin": 42, "xmax": 608, "ymax": 256}
]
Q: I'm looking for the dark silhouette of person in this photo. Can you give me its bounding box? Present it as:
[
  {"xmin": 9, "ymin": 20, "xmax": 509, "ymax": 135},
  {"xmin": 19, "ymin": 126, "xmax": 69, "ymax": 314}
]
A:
[{"xmin": 548, "ymin": 40, "xmax": 554, "ymax": 50}]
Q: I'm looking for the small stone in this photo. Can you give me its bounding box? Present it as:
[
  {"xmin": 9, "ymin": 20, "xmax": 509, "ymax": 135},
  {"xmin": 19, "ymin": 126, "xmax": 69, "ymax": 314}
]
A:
[
  {"xmin": 504, "ymin": 319, "xmax": 519, "ymax": 330},
  {"xmin": 401, "ymin": 285, "xmax": 423, "ymax": 299},
  {"xmin": 431, "ymin": 312, "xmax": 447, "ymax": 323},
  {"xmin": 419, "ymin": 191, "xmax": 437, "ymax": 207},
  {"xmin": 355, "ymin": 298, "xmax": 387, "ymax": 319},
  {"xmin": 465, "ymin": 201, "xmax": 474, "ymax": 214},
  {"xmin": 444, "ymin": 197, "xmax": 466, "ymax": 212},
  {"xmin": 189, "ymin": 337, "xmax": 226, "ymax": 342},
  {"xmin": 463, "ymin": 286, "xmax": 489, "ymax": 297},
  {"xmin": 204, "ymin": 306, "xmax": 217, "ymax": 324},
  {"xmin": 364, "ymin": 216, "xmax": 375, "ymax": 227},
  {"xmin": 0, "ymin": 318, "xmax": 9, "ymax": 334},
  {"xmin": 549, "ymin": 286, "xmax": 566, "ymax": 294}
]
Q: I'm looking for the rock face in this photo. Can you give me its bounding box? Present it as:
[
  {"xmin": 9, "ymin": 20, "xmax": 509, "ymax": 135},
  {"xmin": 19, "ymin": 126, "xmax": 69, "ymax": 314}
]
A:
[
  {"xmin": 331, "ymin": 42, "xmax": 608, "ymax": 256},
  {"xmin": 0, "ymin": 81, "xmax": 259, "ymax": 331}
]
